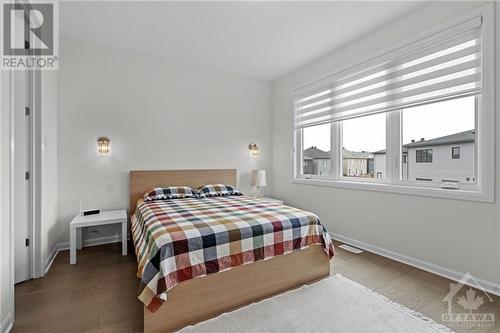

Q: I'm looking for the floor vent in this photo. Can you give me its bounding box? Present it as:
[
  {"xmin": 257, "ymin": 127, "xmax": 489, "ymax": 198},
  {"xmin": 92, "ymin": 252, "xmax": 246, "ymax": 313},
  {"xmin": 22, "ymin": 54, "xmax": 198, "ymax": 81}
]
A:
[{"xmin": 338, "ymin": 244, "xmax": 364, "ymax": 254}]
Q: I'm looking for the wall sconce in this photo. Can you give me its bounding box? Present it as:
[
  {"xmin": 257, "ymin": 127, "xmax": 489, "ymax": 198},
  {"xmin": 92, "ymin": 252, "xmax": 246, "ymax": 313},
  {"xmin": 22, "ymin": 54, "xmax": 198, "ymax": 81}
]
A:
[
  {"xmin": 97, "ymin": 137, "xmax": 110, "ymax": 154},
  {"xmin": 248, "ymin": 143, "xmax": 259, "ymax": 156}
]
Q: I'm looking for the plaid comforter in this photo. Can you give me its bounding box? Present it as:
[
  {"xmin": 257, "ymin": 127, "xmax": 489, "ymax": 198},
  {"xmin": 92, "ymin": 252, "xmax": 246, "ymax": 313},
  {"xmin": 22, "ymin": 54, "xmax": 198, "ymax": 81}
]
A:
[{"xmin": 131, "ymin": 195, "xmax": 334, "ymax": 312}]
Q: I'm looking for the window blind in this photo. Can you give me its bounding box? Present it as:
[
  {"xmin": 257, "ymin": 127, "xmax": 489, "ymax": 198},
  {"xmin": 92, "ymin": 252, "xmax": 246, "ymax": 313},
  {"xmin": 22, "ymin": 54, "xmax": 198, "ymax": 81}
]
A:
[{"xmin": 295, "ymin": 16, "xmax": 482, "ymax": 129}]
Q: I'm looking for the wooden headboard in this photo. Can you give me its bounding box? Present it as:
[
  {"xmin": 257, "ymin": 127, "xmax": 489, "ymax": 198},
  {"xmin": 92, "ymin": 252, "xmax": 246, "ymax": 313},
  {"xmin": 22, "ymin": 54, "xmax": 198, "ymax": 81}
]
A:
[{"xmin": 129, "ymin": 169, "xmax": 237, "ymax": 215}]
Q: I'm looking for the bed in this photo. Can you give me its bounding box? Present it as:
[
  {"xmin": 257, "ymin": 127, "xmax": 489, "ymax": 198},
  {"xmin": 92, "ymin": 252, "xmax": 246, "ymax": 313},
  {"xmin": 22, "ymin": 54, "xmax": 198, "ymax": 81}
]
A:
[{"xmin": 129, "ymin": 169, "xmax": 334, "ymax": 332}]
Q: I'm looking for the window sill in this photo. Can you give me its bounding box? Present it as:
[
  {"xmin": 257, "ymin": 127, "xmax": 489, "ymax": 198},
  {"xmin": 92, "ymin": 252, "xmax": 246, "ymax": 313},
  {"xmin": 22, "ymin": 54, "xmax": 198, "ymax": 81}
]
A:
[{"xmin": 292, "ymin": 177, "xmax": 493, "ymax": 203}]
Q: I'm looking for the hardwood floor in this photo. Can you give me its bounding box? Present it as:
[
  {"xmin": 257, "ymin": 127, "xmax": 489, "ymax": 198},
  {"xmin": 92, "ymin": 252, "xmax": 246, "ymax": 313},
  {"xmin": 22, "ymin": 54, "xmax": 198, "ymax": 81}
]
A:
[
  {"xmin": 13, "ymin": 243, "xmax": 142, "ymax": 333},
  {"xmin": 12, "ymin": 241, "xmax": 500, "ymax": 333}
]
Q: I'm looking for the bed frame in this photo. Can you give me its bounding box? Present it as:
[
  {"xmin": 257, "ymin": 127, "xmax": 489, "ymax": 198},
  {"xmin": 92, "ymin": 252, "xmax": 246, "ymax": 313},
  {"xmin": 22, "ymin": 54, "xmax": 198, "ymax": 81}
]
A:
[{"xmin": 129, "ymin": 169, "xmax": 330, "ymax": 333}]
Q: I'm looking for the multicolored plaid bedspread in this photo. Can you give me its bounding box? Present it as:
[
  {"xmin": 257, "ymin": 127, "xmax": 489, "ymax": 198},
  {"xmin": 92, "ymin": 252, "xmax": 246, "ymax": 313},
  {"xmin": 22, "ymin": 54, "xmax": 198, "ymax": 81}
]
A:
[{"xmin": 131, "ymin": 195, "xmax": 334, "ymax": 312}]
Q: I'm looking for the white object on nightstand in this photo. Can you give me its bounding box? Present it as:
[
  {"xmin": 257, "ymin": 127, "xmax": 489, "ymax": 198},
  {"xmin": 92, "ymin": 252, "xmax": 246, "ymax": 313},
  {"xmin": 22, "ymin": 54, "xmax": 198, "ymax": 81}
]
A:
[
  {"xmin": 254, "ymin": 197, "xmax": 284, "ymax": 205},
  {"xmin": 69, "ymin": 209, "xmax": 127, "ymax": 265},
  {"xmin": 250, "ymin": 170, "xmax": 267, "ymax": 197}
]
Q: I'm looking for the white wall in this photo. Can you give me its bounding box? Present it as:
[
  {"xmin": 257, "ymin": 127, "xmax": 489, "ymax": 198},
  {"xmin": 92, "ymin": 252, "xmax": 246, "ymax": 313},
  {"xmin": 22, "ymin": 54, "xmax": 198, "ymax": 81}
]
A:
[
  {"xmin": 272, "ymin": 1, "xmax": 500, "ymax": 289},
  {"xmin": 41, "ymin": 71, "xmax": 59, "ymax": 271},
  {"xmin": 57, "ymin": 38, "xmax": 272, "ymax": 243}
]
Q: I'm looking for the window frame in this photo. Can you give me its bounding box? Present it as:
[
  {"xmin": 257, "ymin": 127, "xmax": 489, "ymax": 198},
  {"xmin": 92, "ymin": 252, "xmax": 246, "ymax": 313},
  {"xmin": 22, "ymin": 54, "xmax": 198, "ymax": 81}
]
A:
[
  {"xmin": 452, "ymin": 147, "xmax": 461, "ymax": 159},
  {"xmin": 292, "ymin": 4, "xmax": 494, "ymax": 203},
  {"xmin": 416, "ymin": 149, "xmax": 433, "ymax": 163}
]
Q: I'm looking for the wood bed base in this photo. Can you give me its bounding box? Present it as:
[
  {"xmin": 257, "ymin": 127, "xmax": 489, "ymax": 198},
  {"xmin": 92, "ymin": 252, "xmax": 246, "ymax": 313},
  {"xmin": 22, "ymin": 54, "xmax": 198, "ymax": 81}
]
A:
[
  {"xmin": 129, "ymin": 169, "xmax": 330, "ymax": 333},
  {"xmin": 144, "ymin": 245, "xmax": 330, "ymax": 333}
]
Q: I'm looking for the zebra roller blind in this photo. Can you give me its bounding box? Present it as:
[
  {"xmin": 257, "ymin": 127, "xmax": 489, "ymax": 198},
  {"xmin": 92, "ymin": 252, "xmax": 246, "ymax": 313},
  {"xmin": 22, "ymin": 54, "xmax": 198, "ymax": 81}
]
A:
[{"xmin": 295, "ymin": 16, "xmax": 482, "ymax": 129}]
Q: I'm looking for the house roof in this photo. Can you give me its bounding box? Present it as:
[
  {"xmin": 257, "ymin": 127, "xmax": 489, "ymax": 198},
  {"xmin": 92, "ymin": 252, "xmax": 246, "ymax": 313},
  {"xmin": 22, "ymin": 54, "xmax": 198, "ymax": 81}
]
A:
[
  {"xmin": 342, "ymin": 148, "xmax": 373, "ymax": 159},
  {"xmin": 404, "ymin": 130, "xmax": 475, "ymax": 148},
  {"xmin": 304, "ymin": 147, "xmax": 330, "ymax": 159},
  {"xmin": 373, "ymin": 148, "xmax": 408, "ymax": 155}
]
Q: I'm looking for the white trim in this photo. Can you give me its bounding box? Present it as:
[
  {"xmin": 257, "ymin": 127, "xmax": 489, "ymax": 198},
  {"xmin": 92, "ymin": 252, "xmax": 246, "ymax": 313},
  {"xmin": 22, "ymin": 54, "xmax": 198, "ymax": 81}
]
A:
[
  {"xmin": 44, "ymin": 235, "xmax": 127, "ymax": 274},
  {"xmin": 43, "ymin": 242, "xmax": 64, "ymax": 275},
  {"xmin": 31, "ymin": 68, "xmax": 43, "ymax": 278},
  {"xmin": 293, "ymin": 176, "xmax": 491, "ymax": 202},
  {"xmin": 331, "ymin": 232, "xmax": 500, "ymax": 297},
  {"xmin": 0, "ymin": 314, "xmax": 12, "ymax": 333},
  {"xmin": 8, "ymin": 55, "xmax": 15, "ymax": 327}
]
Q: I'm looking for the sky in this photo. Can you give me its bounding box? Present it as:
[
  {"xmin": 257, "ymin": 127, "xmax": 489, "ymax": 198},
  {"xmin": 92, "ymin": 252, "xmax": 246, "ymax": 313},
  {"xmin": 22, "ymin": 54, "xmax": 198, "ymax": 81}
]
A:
[{"xmin": 303, "ymin": 96, "xmax": 475, "ymax": 153}]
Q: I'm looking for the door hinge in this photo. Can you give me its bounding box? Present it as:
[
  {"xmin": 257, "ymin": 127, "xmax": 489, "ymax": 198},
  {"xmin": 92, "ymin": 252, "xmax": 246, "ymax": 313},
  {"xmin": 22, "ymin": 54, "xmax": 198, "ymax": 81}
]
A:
[
  {"xmin": 25, "ymin": 238, "xmax": 29, "ymax": 247},
  {"xmin": 25, "ymin": 107, "xmax": 30, "ymax": 116},
  {"xmin": 25, "ymin": 172, "xmax": 30, "ymax": 180}
]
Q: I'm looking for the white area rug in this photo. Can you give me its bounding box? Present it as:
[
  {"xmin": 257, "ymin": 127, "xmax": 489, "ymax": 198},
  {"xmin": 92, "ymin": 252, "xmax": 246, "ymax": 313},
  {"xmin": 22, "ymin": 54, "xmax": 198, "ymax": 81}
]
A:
[{"xmin": 180, "ymin": 274, "xmax": 453, "ymax": 333}]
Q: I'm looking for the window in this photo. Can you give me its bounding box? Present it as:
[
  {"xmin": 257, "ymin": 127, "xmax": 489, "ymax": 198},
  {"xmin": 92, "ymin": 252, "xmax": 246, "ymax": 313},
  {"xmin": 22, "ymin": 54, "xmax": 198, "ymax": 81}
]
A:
[
  {"xmin": 293, "ymin": 5, "xmax": 494, "ymax": 202},
  {"xmin": 402, "ymin": 97, "xmax": 475, "ymax": 182},
  {"xmin": 342, "ymin": 113, "xmax": 385, "ymax": 180},
  {"xmin": 300, "ymin": 123, "xmax": 331, "ymax": 177},
  {"xmin": 416, "ymin": 149, "xmax": 433, "ymax": 163}
]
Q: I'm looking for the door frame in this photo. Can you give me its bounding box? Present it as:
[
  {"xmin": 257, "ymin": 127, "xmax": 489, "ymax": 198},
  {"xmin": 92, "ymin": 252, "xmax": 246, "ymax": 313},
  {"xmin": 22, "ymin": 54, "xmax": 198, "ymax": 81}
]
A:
[
  {"xmin": 4, "ymin": 58, "xmax": 43, "ymax": 327},
  {"xmin": 20, "ymin": 1, "xmax": 43, "ymax": 280},
  {"xmin": 2, "ymin": 5, "xmax": 44, "ymax": 328},
  {"xmin": 31, "ymin": 69, "xmax": 43, "ymax": 278}
]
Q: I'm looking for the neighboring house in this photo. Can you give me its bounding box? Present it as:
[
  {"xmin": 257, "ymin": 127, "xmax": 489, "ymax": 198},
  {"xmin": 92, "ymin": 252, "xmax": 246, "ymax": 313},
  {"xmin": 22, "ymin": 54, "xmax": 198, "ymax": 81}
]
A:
[
  {"xmin": 373, "ymin": 149, "xmax": 387, "ymax": 179},
  {"xmin": 373, "ymin": 148, "xmax": 408, "ymax": 180},
  {"xmin": 373, "ymin": 130, "xmax": 475, "ymax": 183},
  {"xmin": 303, "ymin": 146, "xmax": 331, "ymax": 176},
  {"xmin": 405, "ymin": 130, "xmax": 475, "ymax": 183},
  {"xmin": 302, "ymin": 156, "xmax": 314, "ymax": 175},
  {"xmin": 303, "ymin": 147, "xmax": 375, "ymax": 177},
  {"xmin": 342, "ymin": 149, "xmax": 374, "ymax": 177}
]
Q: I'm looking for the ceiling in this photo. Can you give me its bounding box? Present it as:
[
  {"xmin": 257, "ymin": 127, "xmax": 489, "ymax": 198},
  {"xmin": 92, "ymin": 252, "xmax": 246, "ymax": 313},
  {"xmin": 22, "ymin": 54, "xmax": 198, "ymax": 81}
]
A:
[{"xmin": 60, "ymin": 1, "xmax": 421, "ymax": 82}]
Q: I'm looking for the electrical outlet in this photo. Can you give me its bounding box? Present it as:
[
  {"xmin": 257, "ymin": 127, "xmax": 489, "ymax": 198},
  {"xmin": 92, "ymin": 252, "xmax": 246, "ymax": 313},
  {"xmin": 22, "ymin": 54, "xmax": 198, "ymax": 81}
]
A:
[{"xmin": 107, "ymin": 183, "xmax": 114, "ymax": 192}]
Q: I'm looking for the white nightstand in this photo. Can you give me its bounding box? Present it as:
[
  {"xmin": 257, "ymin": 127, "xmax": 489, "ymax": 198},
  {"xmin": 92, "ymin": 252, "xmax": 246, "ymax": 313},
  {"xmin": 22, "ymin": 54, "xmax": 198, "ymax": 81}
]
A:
[
  {"xmin": 253, "ymin": 197, "xmax": 284, "ymax": 205},
  {"xmin": 69, "ymin": 209, "xmax": 127, "ymax": 265}
]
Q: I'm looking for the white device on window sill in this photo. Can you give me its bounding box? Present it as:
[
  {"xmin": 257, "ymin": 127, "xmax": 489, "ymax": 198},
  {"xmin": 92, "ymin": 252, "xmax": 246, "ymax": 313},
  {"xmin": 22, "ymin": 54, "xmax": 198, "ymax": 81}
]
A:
[{"xmin": 441, "ymin": 182, "xmax": 460, "ymax": 190}]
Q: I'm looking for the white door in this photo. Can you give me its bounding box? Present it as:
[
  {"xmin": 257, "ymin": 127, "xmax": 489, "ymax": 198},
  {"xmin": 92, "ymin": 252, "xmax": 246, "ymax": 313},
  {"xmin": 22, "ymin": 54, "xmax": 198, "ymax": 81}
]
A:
[{"xmin": 13, "ymin": 68, "xmax": 31, "ymax": 284}]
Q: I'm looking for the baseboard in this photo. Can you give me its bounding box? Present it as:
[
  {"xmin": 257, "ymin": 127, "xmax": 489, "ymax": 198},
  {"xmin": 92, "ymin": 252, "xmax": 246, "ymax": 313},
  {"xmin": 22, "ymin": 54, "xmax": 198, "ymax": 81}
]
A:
[
  {"xmin": 44, "ymin": 235, "xmax": 124, "ymax": 274},
  {"xmin": 0, "ymin": 314, "xmax": 12, "ymax": 333},
  {"xmin": 331, "ymin": 232, "xmax": 500, "ymax": 297},
  {"xmin": 44, "ymin": 243, "xmax": 62, "ymax": 274}
]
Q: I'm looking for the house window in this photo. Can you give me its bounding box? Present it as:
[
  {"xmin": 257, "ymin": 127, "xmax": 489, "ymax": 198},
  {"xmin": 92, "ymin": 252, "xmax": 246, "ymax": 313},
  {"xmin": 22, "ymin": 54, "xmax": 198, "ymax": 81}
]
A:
[
  {"xmin": 416, "ymin": 149, "xmax": 433, "ymax": 163},
  {"xmin": 416, "ymin": 178, "xmax": 433, "ymax": 182},
  {"xmin": 293, "ymin": 5, "xmax": 494, "ymax": 202}
]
